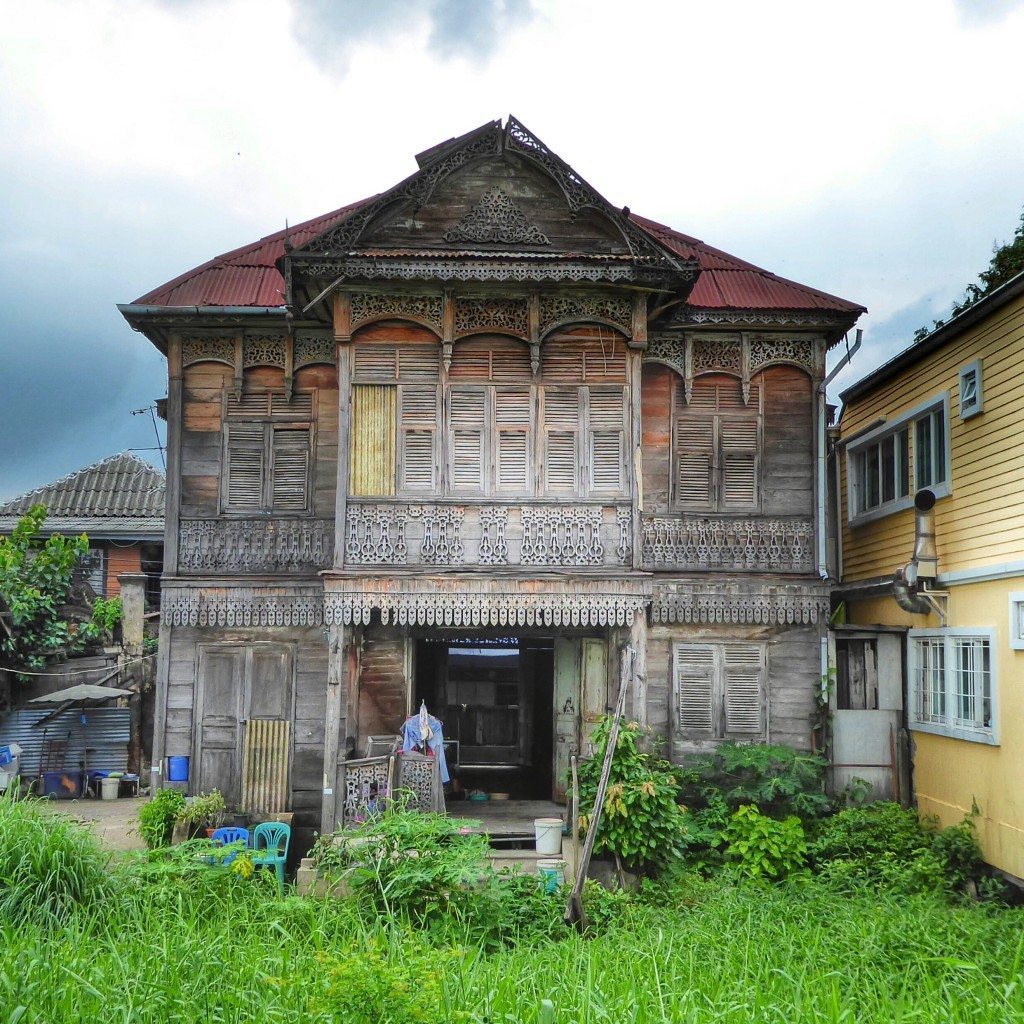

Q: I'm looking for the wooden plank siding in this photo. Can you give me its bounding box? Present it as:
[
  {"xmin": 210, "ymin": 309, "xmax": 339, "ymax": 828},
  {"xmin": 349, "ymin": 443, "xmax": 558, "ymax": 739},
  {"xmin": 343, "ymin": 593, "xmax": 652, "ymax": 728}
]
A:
[
  {"xmin": 104, "ymin": 544, "xmax": 142, "ymax": 596},
  {"xmin": 839, "ymin": 291, "xmax": 1024, "ymax": 580}
]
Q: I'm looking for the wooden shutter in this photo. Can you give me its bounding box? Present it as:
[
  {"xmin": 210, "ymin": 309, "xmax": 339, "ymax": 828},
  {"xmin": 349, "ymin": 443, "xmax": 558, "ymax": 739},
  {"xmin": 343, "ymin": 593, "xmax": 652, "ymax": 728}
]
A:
[
  {"xmin": 587, "ymin": 387, "xmax": 626, "ymax": 494},
  {"xmin": 674, "ymin": 417, "xmax": 715, "ymax": 509},
  {"xmin": 722, "ymin": 643, "xmax": 765, "ymax": 735},
  {"xmin": 449, "ymin": 388, "xmax": 487, "ymax": 493},
  {"xmin": 399, "ymin": 385, "xmax": 437, "ymax": 493},
  {"xmin": 719, "ymin": 419, "xmax": 759, "ymax": 509},
  {"xmin": 675, "ymin": 645, "xmax": 716, "ymax": 734},
  {"xmin": 224, "ymin": 422, "xmax": 266, "ymax": 511},
  {"xmin": 543, "ymin": 387, "xmax": 580, "ymax": 494},
  {"xmin": 494, "ymin": 387, "xmax": 532, "ymax": 493},
  {"xmin": 353, "ymin": 344, "xmax": 399, "ymax": 381},
  {"xmin": 349, "ymin": 384, "xmax": 396, "ymax": 496},
  {"xmin": 269, "ymin": 427, "xmax": 310, "ymax": 511}
]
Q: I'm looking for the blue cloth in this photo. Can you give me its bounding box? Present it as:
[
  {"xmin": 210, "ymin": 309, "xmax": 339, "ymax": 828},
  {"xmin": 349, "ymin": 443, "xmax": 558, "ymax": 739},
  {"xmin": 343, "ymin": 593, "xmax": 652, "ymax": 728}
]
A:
[{"xmin": 401, "ymin": 714, "xmax": 449, "ymax": 784}]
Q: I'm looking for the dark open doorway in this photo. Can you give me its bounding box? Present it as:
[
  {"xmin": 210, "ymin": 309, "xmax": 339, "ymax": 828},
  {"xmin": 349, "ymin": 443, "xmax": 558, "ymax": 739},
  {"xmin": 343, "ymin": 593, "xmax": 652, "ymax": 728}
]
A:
[{"xmin": 414, "ymin": 636, "xmax": 553, "ymax": 800}]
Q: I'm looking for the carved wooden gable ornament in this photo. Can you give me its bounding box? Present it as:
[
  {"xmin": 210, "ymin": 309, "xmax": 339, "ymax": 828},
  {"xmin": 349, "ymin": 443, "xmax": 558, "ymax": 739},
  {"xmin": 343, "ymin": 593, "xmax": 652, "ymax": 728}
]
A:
[{"xmin": 443, "ymin": 186, "xmax": 550, "ymax": 246}]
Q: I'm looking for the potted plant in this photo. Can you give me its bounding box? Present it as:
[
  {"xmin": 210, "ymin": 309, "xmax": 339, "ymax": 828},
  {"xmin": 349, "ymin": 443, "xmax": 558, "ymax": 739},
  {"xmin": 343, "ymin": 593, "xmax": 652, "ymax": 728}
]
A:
[{"xmin": 175, "ymin": 790, "xmax": 227, "ymax": 838}]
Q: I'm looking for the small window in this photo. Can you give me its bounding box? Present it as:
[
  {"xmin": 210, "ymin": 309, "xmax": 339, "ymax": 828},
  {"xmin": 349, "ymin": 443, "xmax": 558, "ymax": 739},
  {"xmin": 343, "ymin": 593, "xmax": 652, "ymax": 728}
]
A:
[
  {"xmin": 835, "ymin": 638, "xmax": 879, "ymax": 710},
  {"xmin": 673, "ymin": 641, "xmax": 766, "ymax": 740},
  {"xmin": 958, "ymin": 359, "xmax": 983, "ymax": 420},
  {"xmin": 915, "ymin": 408, "xmax": 947, "ymax": 490},
  {"xmin": 909, "ymin": 630, "xmax": 996, "ymax": 744},
  {"xmin": 74, "ymin": 547, "xmax": 106, "ymax": 597},
  {"xmin": 1009, "ymin": 592, "xmax": 1024, "ymax": 650},
  {"xmin": 851, "ymin": 428, "xmax": 909, "ymax": 516}
]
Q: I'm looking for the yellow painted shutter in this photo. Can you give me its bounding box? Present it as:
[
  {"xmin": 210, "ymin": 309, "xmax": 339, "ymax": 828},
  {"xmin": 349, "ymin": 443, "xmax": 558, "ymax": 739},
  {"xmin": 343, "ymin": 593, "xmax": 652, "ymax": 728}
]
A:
[{"xmin": 349, "ymin": 384, "xmax": 396, "ymax": 496}]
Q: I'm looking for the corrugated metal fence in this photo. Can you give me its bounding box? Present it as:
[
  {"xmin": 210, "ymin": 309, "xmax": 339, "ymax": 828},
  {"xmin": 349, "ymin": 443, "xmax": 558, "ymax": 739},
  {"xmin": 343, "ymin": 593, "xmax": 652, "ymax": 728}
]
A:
[{"xmin": 0, "ymin": 708, "xmax": 130, "ymax": 775}]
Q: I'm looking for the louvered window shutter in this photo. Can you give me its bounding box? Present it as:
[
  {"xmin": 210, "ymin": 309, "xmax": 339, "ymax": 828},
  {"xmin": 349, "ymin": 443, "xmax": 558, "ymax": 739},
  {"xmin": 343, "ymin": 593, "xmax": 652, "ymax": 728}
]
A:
[
  {"xmin": 587, "ymin": 387, "xmax": 626, "ymax": 494},
  {"xmin": 543, "ymin": 387, "xmax": 580, "ymax": 494},
  {"xmin": 224, "ymin": 423, "xmax": 266, "ymax": 511},
  {"xmin": 399, "ymin": 385, "xmax": 437, "ymax": 493},
  {"xmin": 719, "ymin": 419, "xmax": 759, "ymax": 509},
  {"xmin": 449, "ymin": 388, "xmax": 487, "ymax": 493},
  {"xmin": 722, "ymin": 643, "xmax": 765, "ymax": 736},
  {"xmin": 494, "ymin": 387, "xmax": 532, "ymax": 493},
  {"xmin": 270, "ymin": 427, "xmax": 310, "ymax": 511},
  {"xmin": 674, "ymin": 417, "xmax": 715, "ymax": 509},
  {"xmin": 675, "ymin": 645, "xmax": 716, "ymax": 734}
]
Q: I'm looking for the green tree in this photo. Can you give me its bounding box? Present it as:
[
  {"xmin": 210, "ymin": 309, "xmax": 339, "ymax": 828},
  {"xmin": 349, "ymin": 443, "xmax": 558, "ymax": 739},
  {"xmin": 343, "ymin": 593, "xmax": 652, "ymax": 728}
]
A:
[
  {"xmin": 0, "ymin": 505, "xmax": 98, "ymax": 671},
  {"xmin": 915, "ymin": 207, "xmax": 1024, "ymax": 341}
]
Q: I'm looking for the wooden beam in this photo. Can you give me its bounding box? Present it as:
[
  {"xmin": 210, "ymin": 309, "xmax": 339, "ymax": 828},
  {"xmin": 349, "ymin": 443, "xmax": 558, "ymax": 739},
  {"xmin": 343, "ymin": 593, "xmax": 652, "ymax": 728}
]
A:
[{"xmin": 320, "ymin": 621, "xmax": 347, "ymax": 834}]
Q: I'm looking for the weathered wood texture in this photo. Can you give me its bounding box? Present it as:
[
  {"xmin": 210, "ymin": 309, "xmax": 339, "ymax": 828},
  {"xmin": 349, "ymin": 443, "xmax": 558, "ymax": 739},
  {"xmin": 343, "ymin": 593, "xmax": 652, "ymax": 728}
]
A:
[{"xmin": 356, "ymin": 629, "xmax": 408, "ymax": 740}]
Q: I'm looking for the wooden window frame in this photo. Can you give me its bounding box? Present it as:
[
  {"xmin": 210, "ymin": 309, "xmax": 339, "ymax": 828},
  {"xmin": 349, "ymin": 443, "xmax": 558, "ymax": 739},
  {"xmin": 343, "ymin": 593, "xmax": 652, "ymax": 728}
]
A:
[{"xmin": 672, "ymin": 641, "xmax": 768, "ymax": 741}]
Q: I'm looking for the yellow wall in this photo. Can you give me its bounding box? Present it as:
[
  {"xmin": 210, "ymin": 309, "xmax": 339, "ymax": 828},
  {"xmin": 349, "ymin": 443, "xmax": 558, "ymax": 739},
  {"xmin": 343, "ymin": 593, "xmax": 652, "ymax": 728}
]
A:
[
  {"xmin": 839, "ymin": 291, "xmax": 1024, "ymax": 581},
  {"xmin": 849, "ymin": 578, "xmax": 1024, "ymax": 879}
]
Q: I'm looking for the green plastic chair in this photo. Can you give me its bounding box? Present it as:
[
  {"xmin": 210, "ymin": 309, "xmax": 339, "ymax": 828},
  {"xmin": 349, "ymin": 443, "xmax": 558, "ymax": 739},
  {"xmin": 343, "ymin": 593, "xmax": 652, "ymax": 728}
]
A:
[{"xmin": 252, "ymin": 822, "xmax": 290, "ymax": 890}]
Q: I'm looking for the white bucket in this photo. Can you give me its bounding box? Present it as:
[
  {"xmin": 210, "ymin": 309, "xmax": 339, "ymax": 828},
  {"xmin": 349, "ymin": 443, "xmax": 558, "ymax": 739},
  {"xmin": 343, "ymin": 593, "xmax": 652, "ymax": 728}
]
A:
[
  {"xmin": 536, "ymin": 858, "xmax": 567, "ymax": 890},
  {"xmin": 534, "ymin": 817, "xmax": 563, "ymax": 856},
  {"xmin": 100, "ymin": 777, "xmax": 120, "ymax": 801}
]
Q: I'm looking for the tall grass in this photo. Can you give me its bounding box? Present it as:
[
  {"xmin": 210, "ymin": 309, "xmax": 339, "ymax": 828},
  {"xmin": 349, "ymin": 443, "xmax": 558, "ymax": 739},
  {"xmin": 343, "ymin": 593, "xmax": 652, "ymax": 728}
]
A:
[{"xmin": 0, "ymin": 795, "xmax": 1022, "ymax": 1023}]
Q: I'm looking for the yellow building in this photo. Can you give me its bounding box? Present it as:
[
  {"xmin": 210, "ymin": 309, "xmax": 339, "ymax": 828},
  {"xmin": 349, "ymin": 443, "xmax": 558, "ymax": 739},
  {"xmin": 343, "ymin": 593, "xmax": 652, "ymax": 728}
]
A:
[{"xmin": 833, "ymin": 270, "xmax": 1024, "ymax": 881}]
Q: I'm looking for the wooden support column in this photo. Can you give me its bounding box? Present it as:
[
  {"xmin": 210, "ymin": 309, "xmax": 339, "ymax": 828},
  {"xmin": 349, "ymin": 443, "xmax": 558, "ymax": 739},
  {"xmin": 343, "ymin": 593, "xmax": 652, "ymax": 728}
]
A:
[
  {"xmin": 164, "ymin": 333, "xmax": 183, "ymax": 574},
  {"xmin": 333, "ymin": 293, "xmax": 353, "ymax": 567},
  {"xmin": 151, "ymin": 620, "xmax": 171, "ymax": 792},
  {"xmin": 629, "ymin": 607, "xmax": 648, "ymax": 732},
  {"xmin": 321, "ymin": 621, "xmax": 347, "ymax": 834}
]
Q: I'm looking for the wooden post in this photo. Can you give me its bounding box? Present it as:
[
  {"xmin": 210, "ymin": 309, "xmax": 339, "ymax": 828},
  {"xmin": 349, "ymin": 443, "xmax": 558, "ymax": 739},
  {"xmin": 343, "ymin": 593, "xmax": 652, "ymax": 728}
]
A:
[
  {"xmin": 164, "ymin": 334, "xmax": 183, "ymax": 574},
  {"xmin": 118, "ymin": 573, "xmax": 147, "ymax": 776},
  {"xmin": 321, "ymin": 621, "xmax": 347, "ymax": 834},
  {"xmin": 629, "ymin": 608, "xmax": 648, "ymax": 732}
]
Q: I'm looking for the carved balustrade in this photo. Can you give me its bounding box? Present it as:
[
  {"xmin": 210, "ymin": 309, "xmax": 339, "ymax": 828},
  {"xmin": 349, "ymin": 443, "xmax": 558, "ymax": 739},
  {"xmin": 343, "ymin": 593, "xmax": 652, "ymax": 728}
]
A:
[
  {"xmin": 640, "ymin": 515, "xmax": 813, "ymax": 573},
  {"xmin": 343, "ymin": 501, "xmax": 632, "ymax": 569},
  {"xmin": 178, "ymin": 518, "xmax": 334, "ymax": 573}
]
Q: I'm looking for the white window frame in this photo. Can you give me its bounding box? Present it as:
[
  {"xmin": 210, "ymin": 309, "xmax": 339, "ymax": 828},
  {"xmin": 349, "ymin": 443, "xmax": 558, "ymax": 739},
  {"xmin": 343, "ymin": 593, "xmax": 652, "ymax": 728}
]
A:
[
  {"xmin": 908, "ymin": 627, "xmax": 998, "ymax": 745},
  {"xmin": 1008, "ymin": 592, "xmax": 1024, "ymax": 651},
  {"xmin": 846, "ymin": 392, "xmax": 951, "ymax": 526},
  {"xmin": 958, "ymin": 358, "xmax": 983, "ymax": 420}
]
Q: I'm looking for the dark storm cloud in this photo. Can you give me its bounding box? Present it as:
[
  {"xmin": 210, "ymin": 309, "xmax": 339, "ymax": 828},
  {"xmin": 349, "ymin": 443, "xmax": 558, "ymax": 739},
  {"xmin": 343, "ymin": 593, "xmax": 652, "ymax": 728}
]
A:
[{"xmin": 289, "ymin": 0, "xmax": 535, "ymax": 72}]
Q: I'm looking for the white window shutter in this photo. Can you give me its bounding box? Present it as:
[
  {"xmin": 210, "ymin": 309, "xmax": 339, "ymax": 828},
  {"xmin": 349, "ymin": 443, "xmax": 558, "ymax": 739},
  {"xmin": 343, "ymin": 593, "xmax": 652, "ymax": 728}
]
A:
[
  {"xmin": 722, "ymin": 643, "xmax": 765, "ymax": 735},
  {"xmin": 269, "ymin": 428, "xmax": 310, "ymax": 511},
  {"xmin": 675, "ymin": 645, "xmax": 716, "ymax": 734},
  {"xmin": 224, "ymin": 422, "xmax": 266, "ymax": 511}
]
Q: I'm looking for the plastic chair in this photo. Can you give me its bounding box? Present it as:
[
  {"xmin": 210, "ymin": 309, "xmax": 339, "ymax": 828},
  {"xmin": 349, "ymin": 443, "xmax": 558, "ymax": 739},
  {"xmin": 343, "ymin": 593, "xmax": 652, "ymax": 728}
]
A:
[
  {"xmin": 252, "ymin": 822, "xmax": 290, "ymax": 890},
  {"xmin": 210, "ymin": 826, "xmax": 250, "ymax": 865}
]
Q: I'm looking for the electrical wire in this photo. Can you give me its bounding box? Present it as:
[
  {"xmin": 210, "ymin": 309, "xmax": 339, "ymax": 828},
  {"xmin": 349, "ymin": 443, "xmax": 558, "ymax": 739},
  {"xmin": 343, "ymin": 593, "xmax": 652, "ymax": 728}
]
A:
[{"xmin": 0, "ymin": 652, "xmax": 158, "ymax": 676}]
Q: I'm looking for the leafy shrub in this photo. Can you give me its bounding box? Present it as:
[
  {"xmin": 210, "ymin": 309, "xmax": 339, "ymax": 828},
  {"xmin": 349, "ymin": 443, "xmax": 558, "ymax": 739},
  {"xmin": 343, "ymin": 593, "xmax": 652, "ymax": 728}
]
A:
[
  {"xmin": 577, "ymin": 717, "xmax": 688, "ymax": 872},
  {"xmin": 137, "ymin": 788, "xmax": 185, "ymax": 849},
  {"xmin": 0, "ymin": 790, "xmax": 111, "ymax": 920},
  {"xmin": 175, "ymin": 790, "xmax": 226, "ymax": 831},
  {"xmin": 722, "ymin": 804, "xmax": 808, "ymax": 881},
  {"xmin": 678, "ymin": 742, "xmax": 830, "ymax": 820},
  {"xmin": 90, "ymin": 596, "xmax": 123, "ymax": 635}
]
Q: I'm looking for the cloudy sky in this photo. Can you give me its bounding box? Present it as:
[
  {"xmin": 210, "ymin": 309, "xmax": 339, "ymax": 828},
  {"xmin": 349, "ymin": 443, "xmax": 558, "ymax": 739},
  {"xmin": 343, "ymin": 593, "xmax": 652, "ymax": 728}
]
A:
[{"xmin": 1, "ymin": 0, "xmax": 1023, "ymax": 500}]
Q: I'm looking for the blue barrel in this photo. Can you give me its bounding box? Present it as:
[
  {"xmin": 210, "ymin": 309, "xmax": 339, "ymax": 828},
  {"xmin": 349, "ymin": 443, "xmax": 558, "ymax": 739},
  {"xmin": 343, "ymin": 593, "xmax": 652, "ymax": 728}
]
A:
[{"xmin": 167, "ymin": 755, "xmax": 190, "ymax": 782}]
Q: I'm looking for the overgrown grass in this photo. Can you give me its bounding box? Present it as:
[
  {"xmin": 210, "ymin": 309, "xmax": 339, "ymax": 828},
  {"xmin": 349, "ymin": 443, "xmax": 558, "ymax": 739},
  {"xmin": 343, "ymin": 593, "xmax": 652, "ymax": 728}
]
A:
[{"xmin": 1, "ymin": 799, "xmax": 1023, "ymax": 1022}]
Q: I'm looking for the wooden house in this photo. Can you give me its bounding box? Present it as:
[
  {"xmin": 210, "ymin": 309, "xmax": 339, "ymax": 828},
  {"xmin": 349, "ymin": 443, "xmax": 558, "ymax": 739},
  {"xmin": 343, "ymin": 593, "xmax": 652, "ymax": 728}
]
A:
[
  {"xmin": 832, "ymin": 270, "xmax": 1024, "ymax": 881},
  {"xmin": 120, "ymin": 118, "xmax": 863, "ymax": 851},
  {"xmin": 0, "ymin": 452, "xmax": 165, "ymax": 606}
]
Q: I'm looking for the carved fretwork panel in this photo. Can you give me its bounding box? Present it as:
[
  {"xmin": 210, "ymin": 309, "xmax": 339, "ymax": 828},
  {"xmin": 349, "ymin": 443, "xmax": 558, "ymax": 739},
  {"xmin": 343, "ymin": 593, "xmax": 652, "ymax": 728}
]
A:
[
  {"xmin": 691, "ymin": 334, "xmax": 741, "ymax": 375},
  {"xmin": 453, "ymin": 296, "xmax": 530, "ymax": 338},
  {"xmin": 182, "ymin": 336, "xmax": 237, "ymax": 367},
  {"xmin": 161, "ymin": 585, "xmax": 325, "ymax": 627},
  {"xmin": 178, "ymin": 518, "xmax": 334, "ymax": 573},
  {"xmin": 641, "ymin": 516, "xmax": 813, "ymax": 573},
  {"xmin": 342, "ymin": 502, "xmax": 630, "ymax": 568},
  {"xmin": 652, "ymin": 579, "xmax": 830, "ymax": 626},
  {"xmin": 747, "ymin": 334, "xmax": 819, "ymax": 375},
  {"xmin": 293, "ymin": 334, "xmax": 336, "ymax": 368},
  {"xmin": 538, "ymin": 295, "xmax": 633, "ymax": 337},
  {"xmin": 443, "ymin": 187, "xmax": 550, "ymax": 246},
  {"xmin": 349, "ymin": 292, "xmax": 445, "ymax": 334},
  {"xmin": 243, "ymin": 335, "xmax": 286, "ymax": 368}
]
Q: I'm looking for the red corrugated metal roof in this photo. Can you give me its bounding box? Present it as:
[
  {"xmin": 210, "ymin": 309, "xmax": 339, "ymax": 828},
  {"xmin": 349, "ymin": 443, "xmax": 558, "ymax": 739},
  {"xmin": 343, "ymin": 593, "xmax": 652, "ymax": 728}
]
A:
[{"xmin": 133, "ymin": 199, "xmax": 864, "ymax": 317}]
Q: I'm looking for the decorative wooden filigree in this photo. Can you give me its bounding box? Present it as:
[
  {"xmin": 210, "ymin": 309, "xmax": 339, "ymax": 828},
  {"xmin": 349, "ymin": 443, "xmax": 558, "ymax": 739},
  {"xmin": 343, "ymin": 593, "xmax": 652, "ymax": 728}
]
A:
[
  {"xmin": 242, "ymin": 336, "xmax": 286, "ymax": 368},
  {"xmin": 691, "ymin": 335, "xmax": 741, "ymax": 374},
  {"xmin": 539, "ymin": 295, "xmax": 633, "ymax": 336},
  {"xmin": 339, "ymin": 756, "xmax": 393, "ymax": 829},
  {"xmin": 651, "ymin": 580, "xmax": 830, "ymax": 625},
  {"xmin": 345, "ymin": 505, "xmax": 407, "ymax": 565},
  {"xmin": 182, "ymin": 336, "xmax": 236, "ymax": 367},
  {"xmin": 669, "ymin": 309, "xmax": 850, "ymax": 329},
  {"xmin": 453, "ymin": 296, "xmax": 530, "ymax": 337},
  {"xmin": 294, "ymin": 334, "xmax": 336, "ymax": 368},
  {"xmin": 520, "ymin": 506, "xmax": 603, "ymax": 566},
  {"xmin": 443, "ymin": 187, "xmax": 549, "ymax": 246},
  {"xmin": 645, "ymin": 334, "xmax": 685, "ymax": 378},
  {"xmin": 640, "ymin": 516, "xmax": 813, "ymax": 573},
  {"xmin": 350, "ymin": 292, "xmax": 444, "ymax": 333},
  {"xmin": 396, "ymin": 753, "xmax": 444, "ymax": 814},
  {"xmin": 161, "ymin": 586, "xmax": 325, "ymax": 627},
  {"xmin": 616, "ymin": 507, "xmax": 632, "ymax": 566},
  {"xmin": 178, "ymin": 519, "xmax": 333, "ymax": 573},
  {"xmin": 417, "ymin": 506, "xmax": 465, "ymax": 565},
  {"xmin": 479, "ymin": 506, "xmax": 509, "ymax": 565},
  {"xmin": 748, "ymin": 334, "xmax": 818, "ymax": 374}
]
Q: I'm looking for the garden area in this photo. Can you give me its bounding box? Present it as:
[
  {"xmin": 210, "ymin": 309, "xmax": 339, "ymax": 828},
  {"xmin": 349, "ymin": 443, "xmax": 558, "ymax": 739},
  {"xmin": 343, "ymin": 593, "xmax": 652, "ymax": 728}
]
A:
[{"xmin": 1, "ymin": 725, "xmax": 1022, "ymax": 1023}]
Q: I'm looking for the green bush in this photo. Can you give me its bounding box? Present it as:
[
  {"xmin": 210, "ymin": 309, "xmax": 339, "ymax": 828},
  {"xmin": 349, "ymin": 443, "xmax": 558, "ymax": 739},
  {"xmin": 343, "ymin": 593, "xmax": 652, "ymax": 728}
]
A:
[
  {"xmin": 137, "ymin": 788, "xmax": 185, "ymax": 849},
  {"xmin": 576, "ymin": 717, "xmax": 688, "ymax": 872},
  {"xmin": 0, "ymin": 790, "xmax": 111, "ymax": 921},
  {"xmin": 722, "ymin": 804, "xmax": 808, "ymax": 881}
]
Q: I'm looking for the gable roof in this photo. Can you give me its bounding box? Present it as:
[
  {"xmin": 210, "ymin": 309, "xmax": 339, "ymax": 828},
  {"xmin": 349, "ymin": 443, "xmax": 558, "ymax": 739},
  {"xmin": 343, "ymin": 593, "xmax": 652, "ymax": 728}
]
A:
[{"xmin": 0, "ymin": 453, "xmax": 165, "ymax": 540}]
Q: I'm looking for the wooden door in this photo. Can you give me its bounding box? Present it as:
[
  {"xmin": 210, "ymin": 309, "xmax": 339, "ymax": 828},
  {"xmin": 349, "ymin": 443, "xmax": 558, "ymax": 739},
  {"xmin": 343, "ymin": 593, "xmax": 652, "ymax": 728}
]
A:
[
  {"xmin": 552, "ymin": 639, "xmax": 580, "ymax": 802},
  {"xmin": 195, "ymin": 647, "xmax": 245, "ymax": 801},
  {"xmin": 581, "ymin": 638, "xmax": 608, "ymax": 757}
]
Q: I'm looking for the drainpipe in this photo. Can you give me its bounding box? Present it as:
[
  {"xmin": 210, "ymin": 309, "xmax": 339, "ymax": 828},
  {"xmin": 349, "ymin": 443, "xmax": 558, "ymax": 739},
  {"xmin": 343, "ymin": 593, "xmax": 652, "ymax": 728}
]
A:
[{"xmin": 893, "ymin": 489, "xmax": 939, "ymax": 614}]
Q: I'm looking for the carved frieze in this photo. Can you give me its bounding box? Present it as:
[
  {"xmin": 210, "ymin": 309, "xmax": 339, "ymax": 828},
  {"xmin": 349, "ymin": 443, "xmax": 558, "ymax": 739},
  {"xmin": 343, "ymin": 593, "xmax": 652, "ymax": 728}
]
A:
[
  {"xmin": 453, "ymin": 296, "xmax": 530, "ymax": 337},
  {"xmin": 691, "ymin": 335, "xmax": 741, "ymax": 374},
  {"xmin": 242, "ymin": 335, "xmax": 286, "ymax": 369},
  {"xmin": 349, "ymin": 292, "xmax": 444, "ymax": 334},
  {"xmin": 539, "ymin": 295, "xmax": 633, "ymax": 337},
  {"xmin": 161, "ymin": 585, "xmax": 325, "ymax": 627},
  {"xmin": 479, "ymin": 506, "xmax": 509, "ymax": 565},
  {"xmin": 520, "ymin": 506, "xmax": 603, "ymax": 566},
  {"xmin": 418, "ymin": 506, "xmax": 465, "ymax": 565},
  {"xmin": 178, "ymin": 518, "xmax": 334, "ymax": 573},
  {"xmin": 443, "ymin": 187, "xmax": 550, "ymax": 246},
  {"xmin": 182, "ymin": 336, "xmax": 236, "ymax": 367},
  {"xmin": 293, "ymin": 334, "xmax": 336, "ymax": 368},
  {"xmin": 651, "ymin": 579, "xmax": 829, "ymax": 626},
  {"xmin": 669, "ymin": 309, "xmax": 850, "ymax": 330},
  {"xmin": 345, "ymin": 505, "xmax": 408, "ymax": 565},
  {"xmin": 748, "ymin": 334, "xmax": 818, "ymax": 375},
  {"xmin": 641, "ymin": 516, "xmax": 813, "ymax": 573},
  {"xmin": 616, "ymin": 507, "xmax": 632, "ymax": 566}
]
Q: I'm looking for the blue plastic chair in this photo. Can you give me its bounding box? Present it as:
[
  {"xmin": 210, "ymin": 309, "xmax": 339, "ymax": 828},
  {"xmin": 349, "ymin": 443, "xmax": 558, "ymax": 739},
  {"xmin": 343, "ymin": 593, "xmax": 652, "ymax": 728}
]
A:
[
  {"xmin": 210, "ymin": 826, "xmax": 250, "ymax": 865},
  {"xmin": 252, "ymin": 822, "xmax": 291, "ymax": 890}
]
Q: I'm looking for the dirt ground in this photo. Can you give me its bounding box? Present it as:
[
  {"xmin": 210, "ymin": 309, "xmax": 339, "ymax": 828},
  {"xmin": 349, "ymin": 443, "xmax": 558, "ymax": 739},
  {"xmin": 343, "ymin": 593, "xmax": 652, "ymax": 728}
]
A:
[{"xmin": 39, "ymin": 796, "xmax": 148, "ymax": 852}]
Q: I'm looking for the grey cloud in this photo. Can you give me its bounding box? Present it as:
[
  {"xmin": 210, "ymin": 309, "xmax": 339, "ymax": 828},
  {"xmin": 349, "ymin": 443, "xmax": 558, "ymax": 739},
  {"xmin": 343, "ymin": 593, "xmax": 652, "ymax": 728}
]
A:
[{"xmin": 290, "ymin": 0, "xmax": 535, "ymax": 73}]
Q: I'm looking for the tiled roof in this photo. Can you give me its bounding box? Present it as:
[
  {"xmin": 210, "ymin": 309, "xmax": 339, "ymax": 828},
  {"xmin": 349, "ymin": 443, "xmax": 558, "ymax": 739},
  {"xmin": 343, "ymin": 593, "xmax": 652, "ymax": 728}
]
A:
[
  {"xmin": 130, "ymin": 201, "xmax": 863, "ymax": 318},
  {"xmin": 0, "ymin": 454, "xmax": 165, "ymax": 531}
]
